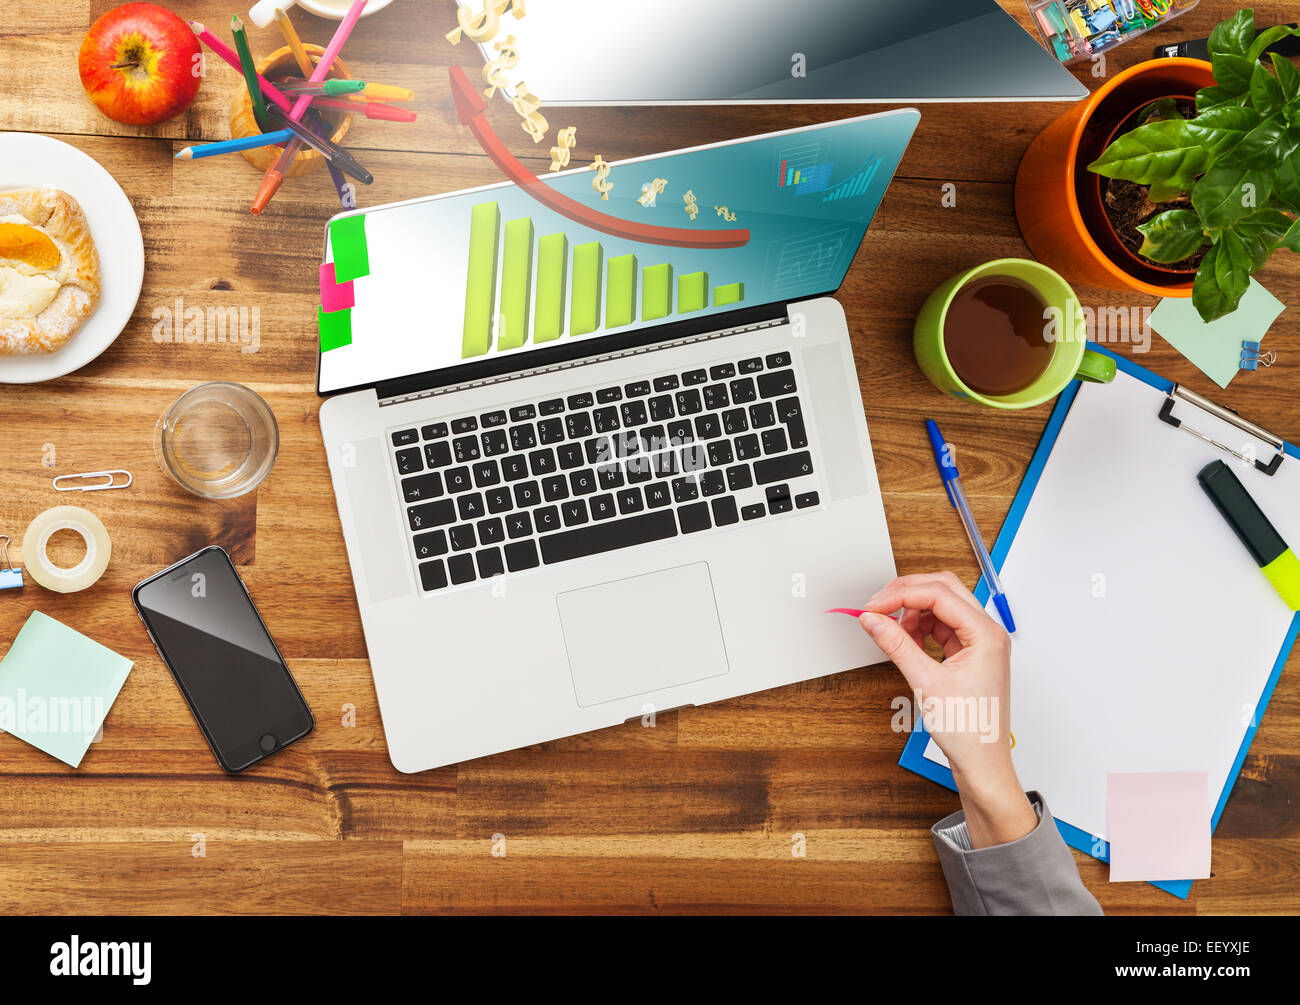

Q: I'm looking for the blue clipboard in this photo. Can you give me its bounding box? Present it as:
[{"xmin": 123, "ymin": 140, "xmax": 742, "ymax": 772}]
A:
[{"xmin": 899, "ymin": 344, "xmax": 1300, "ymax": 899}]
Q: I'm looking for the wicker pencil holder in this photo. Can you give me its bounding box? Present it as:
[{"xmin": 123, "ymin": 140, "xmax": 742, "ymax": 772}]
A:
[{"xmin": 228, "ymin": 44, "xmax": 353, "ymax": 177}]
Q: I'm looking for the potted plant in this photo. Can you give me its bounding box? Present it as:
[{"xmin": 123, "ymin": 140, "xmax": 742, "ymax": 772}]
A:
[
  {"xmin": 1015, "ymin": 8, "xmax": 1298, "ymax": 311},
  {"xmin": 1087, "ymin": 9, "xmax": 1300, "ymax": 321}
]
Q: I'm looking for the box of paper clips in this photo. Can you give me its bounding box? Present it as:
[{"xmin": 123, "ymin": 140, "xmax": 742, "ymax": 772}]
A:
[{"xmin": 1026, "ymin": 0, "xmax": 1200, "ymax": 63}]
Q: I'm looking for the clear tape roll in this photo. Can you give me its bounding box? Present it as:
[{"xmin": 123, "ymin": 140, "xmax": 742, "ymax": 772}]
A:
[{"xmin": 21, "ymin": 506, "xmax": 112, "ymax": 593}]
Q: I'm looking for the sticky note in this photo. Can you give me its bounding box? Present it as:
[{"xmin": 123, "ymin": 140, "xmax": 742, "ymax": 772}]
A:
[
  {"xmin": 318, "ymin": 305, "xmax": 352, "ymax": 352},
  {"xmin": 1106, "ymin": 771, "xmax": 1212, "ymax": 882},
  {"xmin": 0, "ymin": 612, "xmax": 132, "ymax": 768},
  {"xmin": 319, "ymin": 262, "xmax": 355, "ymax": 313},
  {"xmin": 1149, "ymin": 279, "xmax": 1285, "ymax": 389},
  {"xmin": 328, "ymin": 214, "xmax": 370, "ymax": 282}
]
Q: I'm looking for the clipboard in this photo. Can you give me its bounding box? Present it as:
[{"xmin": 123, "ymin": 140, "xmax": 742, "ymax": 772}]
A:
[{"xmin": 900, "ymin": 344, "xmax": 1300, "ymax": 899}]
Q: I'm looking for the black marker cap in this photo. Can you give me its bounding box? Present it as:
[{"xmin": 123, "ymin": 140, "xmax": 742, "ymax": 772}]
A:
[{"xmin": 1197, "ymin": 460, "xmax": 1288, "ymax": 568}]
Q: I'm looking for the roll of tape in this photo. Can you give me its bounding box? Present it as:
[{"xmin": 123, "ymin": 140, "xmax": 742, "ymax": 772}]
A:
[{"xmin": 21, "ymin": 506, "xmax": 112, "ymax": 593}]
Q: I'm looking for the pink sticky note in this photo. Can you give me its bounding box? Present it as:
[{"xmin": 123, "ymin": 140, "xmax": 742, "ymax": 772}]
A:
[
  {"xmin": 320, "ymin": 262, "xmax": 355, "ymax": 312},
  {"xmin": 1106, "ymin": 771, "xmax": 1212, "ymax": 882}
]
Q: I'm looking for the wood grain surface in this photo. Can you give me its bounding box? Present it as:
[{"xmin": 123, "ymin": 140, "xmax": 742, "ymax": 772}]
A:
[{"xmin": 1, "ymin": 0, "xmax": 1297, "ymax": 915}]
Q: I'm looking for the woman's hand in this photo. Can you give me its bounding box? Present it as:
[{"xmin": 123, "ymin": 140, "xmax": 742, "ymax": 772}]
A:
[{"xmin": 860, "ymin": 572, "xmax": 1037, "ymax": 849}]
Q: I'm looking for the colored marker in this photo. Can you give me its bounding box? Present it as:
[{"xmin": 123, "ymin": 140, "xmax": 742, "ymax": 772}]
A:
[
  {"xmin": 926, "ymin": 419, "xmax": 1016, "ymax": 633},
  {"xmin": 176, "ymin": 129, "xmax": 294, "ymax": 160},
  {"xmin": 1198, "ymin": 460, "xmax": 1300, "ymax": 610},
  {"xmin": 825, "ymin": 608, "xmax": 899, "ymax": 621},
  {"xmin": 346, "ymin": 83, "xmax": 414, "ymax": 102},
  {"xmin": 265, "ymin": 104, "xmax": 373, "ymax": 184},
  {"xmin": 307, "ymin": 96, "xmax": 417, "ymax": 121},
  {"xmin": 277, "ymin": 78, "xmax": 368, "ymax": 96}
]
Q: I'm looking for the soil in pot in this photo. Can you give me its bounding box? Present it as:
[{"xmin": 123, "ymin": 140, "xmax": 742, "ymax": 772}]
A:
[{"xmin": 1102, "ymin": 176, "xmax": 1208, "ymax": 272}]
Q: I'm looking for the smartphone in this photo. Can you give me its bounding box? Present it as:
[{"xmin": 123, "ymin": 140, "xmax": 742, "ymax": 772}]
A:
[{"xmin": 133, "ymin": 546, "xmax": 314, "ymax": 772}]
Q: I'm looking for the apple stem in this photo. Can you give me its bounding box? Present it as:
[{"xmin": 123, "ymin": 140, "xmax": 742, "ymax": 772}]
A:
[{"xmin": 110, "ymin": 61, "xmax": 140, "ymax": 69}]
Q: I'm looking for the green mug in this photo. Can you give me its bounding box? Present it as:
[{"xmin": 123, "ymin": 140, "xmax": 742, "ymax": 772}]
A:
[{"xmin": 913, "ymin": 258, "xmax": 1116, "ymax": 409}]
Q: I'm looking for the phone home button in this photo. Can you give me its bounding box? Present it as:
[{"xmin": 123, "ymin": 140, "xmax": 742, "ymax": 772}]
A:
[{"xmin": 259, "ymin": 733, "xmax": 277, "ymax": 753}]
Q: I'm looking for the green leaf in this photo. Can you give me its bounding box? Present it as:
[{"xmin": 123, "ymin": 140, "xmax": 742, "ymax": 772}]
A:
[
  {"xmin": 1274, "ymin": 52, "xmax": 1300, "ymax": 103},
  {"xmin": 1087, "ymin": 120, "xmax": 1214, "ymax": 191},
  {"xmin": 1140, "ymin": 96, "xmax": 1182, "ymax": 124},
  {"xmin": 1191, "ymin": 162, "xmax": 1273, "ymax": 229},
  {"xmin": 1276, "ymin": 149, "xmax": 1300, "ymax": 212},
  {"xmin": 1187, "ymin": 105, "xmax": 1261, "ymax": 159},
  {"xmin": 1192, "ymin": 235, "xmax": 1252, "ymax": 322},
  {"xmin": 1281, "ymin": 216, "xmax": 1300, "ymax": 251},
  {"xmin": 1220, "ymin": 114, "xmax": 1300, "ymax": 169},
  {"xmin": 1214, "ymin": 54, "xmax": 1256, "ymax": 95},
  {"xmin": 1147, "ymin": 181, "xmax": 1186, "ymax": 203},
  {"xmin": 1197, "ymin": 85, "xmax": 1250, "ymax": 112},
  {"xmin": 1248, "ymin": 25, "xmax": 1300, "ymax": 62},
  {"xmin": 1234, "ymin": 207, "xmax": 1293, "ymax": 268},
  {"xmin": 1136, "ymin": 209, "xmax": 1208, "ymax": 263},
  {"xmin": 1251, "ymin": 60, "xmax": 1285, "ymax": 116},
  {"xmin": 1208, "ymin": 8, "xmax": 1255, "ymax": 59}
]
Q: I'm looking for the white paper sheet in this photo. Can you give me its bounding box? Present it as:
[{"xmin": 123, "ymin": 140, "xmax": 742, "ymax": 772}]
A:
[{"xmin": 925, "ymin": 369, "xmax": 1298, "ymax": 842}]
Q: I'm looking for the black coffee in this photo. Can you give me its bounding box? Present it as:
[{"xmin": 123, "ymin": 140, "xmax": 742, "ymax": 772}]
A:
[{"xmin": 943, "ymin": 277, "xmax": 1054, "ymax": 396}]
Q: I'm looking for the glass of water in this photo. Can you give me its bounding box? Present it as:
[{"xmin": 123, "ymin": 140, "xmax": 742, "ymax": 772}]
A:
[{"xmin": 154, "ymin": 382, "xmax": 279, "ymax": 499}]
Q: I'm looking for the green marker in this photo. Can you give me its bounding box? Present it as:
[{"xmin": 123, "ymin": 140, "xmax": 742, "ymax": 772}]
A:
[
  {"xmin": 1198, "ymin": 460, "xmax": 1300, "ymax": 611},
  {"xmin": 278, "ymin": 79, "xmax": 369, "ymax": 96}
]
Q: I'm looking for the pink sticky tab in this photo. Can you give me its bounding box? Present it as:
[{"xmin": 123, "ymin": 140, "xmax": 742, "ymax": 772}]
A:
[
  {"xmin": 1106, "ymin": 771, "xmax": 1212, "ymax": 882},
  {"xmin": 320, "ymin": 262, "xmax": 355, "ymax": 312}
]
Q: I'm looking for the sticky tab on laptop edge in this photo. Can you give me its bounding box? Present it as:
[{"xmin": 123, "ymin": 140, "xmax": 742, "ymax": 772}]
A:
[
  {"xmin": 329, "ymin": 214, "xmax": 370, "ymax": 283},
  {"xmin": 319, "ymin": 306, "xmax": 353, "ymax": 352}
]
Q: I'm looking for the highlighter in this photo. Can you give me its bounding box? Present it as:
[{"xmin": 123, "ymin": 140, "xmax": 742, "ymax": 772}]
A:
[{"xmin": 1197, "ymin": 460, "xmax": 1300, "ymax": 611}]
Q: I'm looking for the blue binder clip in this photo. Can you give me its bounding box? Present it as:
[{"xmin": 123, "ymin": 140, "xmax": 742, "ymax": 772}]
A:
[
  {"xmin": 1240, "ymin": 341, "xmax": 1277, "ymax": 371},
  {"xmin": 0, "ymin": 535, "xmax": 21, "ymax": 590}
]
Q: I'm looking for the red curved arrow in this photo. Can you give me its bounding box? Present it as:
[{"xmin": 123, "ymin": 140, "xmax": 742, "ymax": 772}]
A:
[{"xmin": 450, "ymin": 66, "xmax": 750, "ymax": 250}]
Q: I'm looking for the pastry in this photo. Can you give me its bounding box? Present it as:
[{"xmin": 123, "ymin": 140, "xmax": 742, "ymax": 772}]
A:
[{"xmin": 0, "ymin": 187, "xmax": 101, "ymax": 354}]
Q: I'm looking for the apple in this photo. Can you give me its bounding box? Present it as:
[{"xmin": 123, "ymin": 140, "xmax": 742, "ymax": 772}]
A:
[{"xmin": 78, "ymin": 3, "xmax": 202, "ymax": 126}]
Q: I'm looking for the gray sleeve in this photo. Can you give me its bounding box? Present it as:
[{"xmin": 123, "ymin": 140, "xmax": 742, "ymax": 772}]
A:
[{"xmin": 931, "ymin": 790, "xmax": 1103, "ymax": 916}]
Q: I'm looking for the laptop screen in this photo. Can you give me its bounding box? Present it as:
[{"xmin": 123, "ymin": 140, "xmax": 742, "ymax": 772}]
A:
[{"xmin": 319, "ymin": 110, "xmax": 920, "ymax": 395}]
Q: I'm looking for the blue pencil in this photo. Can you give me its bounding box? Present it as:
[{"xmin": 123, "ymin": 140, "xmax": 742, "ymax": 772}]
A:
[{"xmin": 175, "ymin": 130, "xmax": 295, "ymax": 161}]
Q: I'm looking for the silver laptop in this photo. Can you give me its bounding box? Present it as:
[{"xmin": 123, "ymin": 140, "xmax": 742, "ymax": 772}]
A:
[{"xmin": 318, "ymin": 112, "xmax": 919, "ymax": 772}]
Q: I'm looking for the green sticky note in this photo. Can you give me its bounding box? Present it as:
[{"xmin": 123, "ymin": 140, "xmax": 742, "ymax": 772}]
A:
[
  {"xmin": 329, "ymin": 214, "xmax": 370, "ymax": 282},
  {"xmin": 0, "ymin": 612, "xmax": 132, "ymax": 768},
  {"xmin": 1149, "ymin": 279, "xmax": 1285, "ymax": 389},
  {"xmin": 319, "ymin": 306, "xmax": 352, "ymax": 352}
]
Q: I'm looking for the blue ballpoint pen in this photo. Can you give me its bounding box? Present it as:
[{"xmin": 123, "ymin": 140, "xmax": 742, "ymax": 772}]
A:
[{"xmin": 925, "ymin": 419, "xmax": 1017, "ymax": 634}]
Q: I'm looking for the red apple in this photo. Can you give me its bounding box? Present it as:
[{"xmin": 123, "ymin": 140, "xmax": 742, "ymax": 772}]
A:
[{"xmin": 78, "ymin": 3, "xmax": 202, "ymax": 126}]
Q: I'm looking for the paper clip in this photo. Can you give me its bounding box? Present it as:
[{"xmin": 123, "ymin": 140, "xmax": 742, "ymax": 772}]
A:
[
  {"xmin": 1240, "ymin": 341, "xmax": 1277, "ymax": 371},
  {"xmin": 52, "ymin": 470, "xmax": 133, "ymax": 492},
  {"xmin": 0, "ymin": 535, "xmax": 22, "ymax": 590}
]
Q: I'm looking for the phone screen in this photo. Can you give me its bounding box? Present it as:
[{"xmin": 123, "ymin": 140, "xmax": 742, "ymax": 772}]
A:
[{"xmin": 134, "ymin": 548, "xmax": 313, "ymax": 771}]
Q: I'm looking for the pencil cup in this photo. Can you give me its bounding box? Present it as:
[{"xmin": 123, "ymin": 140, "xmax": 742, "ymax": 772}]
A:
[{"xmin": 229, "ymin": 44, "xmax": 353, "ymax": 178}]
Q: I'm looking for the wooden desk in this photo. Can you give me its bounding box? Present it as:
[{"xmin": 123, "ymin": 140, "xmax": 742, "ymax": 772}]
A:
[{"xmin": 1, "ymin": 0, "xmax": 1296, "ymax": 915}]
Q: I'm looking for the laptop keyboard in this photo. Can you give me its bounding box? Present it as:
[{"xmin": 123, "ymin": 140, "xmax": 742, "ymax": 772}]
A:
[{"xmin": 388, "ymin": 350, "xmax": 820, "ymax": 592}]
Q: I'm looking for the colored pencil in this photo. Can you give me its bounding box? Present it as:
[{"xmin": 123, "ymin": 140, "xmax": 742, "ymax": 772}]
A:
[
  {"xmin": 176, "ymin": 129, "xmax": 294, "ymax": 160},
  {"xmin": 273, "ymin": 6, "xmax": 316, "ymax": 78},
  {"xmin": 252, "ymin": 0, "xmax": 367, "ymax": 215},
  {"xmin": 231, "ymin": 16, "xmax": 269, "ymax": 132},
  {"xmin": 265, "ymin": 104, "xmax": 373, "ymax": 184},
  {"xmin": 190, "ymin": 21, "xmax": 297, "ymax": 114},
  {"xmin": 305, "ymin": 96, "xmax": 417, "ymax": 122}
]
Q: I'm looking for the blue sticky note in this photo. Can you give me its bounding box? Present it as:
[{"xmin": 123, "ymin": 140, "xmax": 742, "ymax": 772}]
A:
[
  {"xmin": 0, "ymin": 612, "xmax": 132, "ymax": 767},
  {"xmin": 1149, "ymin": 279, "xmax": 1285, "ymax": 389}
]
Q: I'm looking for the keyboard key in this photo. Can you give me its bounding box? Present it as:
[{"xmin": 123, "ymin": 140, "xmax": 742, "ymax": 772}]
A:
[
  {"xmin": 735, "ymin": 434, "xmax": 761, "ymax": 460},
  {"xmin": 645, "ymin": 482, "xmax": 672, "ymax": 508},
  {"xmin": 392, "ymin": 428, "xmax": 418, "ymax": 446},
  {"xmin": 473, "ymin": 461, "xmax": 500, "ymax": 487},
  {"xmin": 585, "ymin": 436, "xmax": 613, "ymax": 465},
  {"xmin": 402, "ymin": 472, "xmax": 443, "ymax": 502},
  {"xmin": 625, "ymin": 456, "xmax": 653, "ymax": 483},
  {"xmin": 680, "ymin": 444, "xmax": 707, "ymax": 472},
  {"xmin": 538, "ymin": 417, "xmax": 565, "ymax": 444},
  {"xmin": 529, "ymin": 448, "xmax": 557, "ymax": 476},
  {"xmin": 593, "ymin": 407, "xmax": 620, "ymax": 434},
  {"xmin": 598, "ymin": 464, "xmax": 624, "ymax": 490},
  {"xmin": 450, "ymin": 523, "xmax": 477, "ymax": 551},
  {"xmin": 711, "ymin": 497, "xmax": 740, "ymax": 526},
  {"xmin": 408, "ymin": 499, "xmax": 455, "ymax": 531},
  {"xmin": 762, "ymin": 428, "xmax": 789, "ymax": 455},
  {"xmin": 649, "ymin": 395, "xmax": 675, "ymax": 421},
  {"xmin": 682, "ymin": 368, "xmax": 707, "ymax": 385},
  {"xmin": 709, "ymin": 363, "xmax": 735, "ymax": 380},
  {"xmin": 766, "ymin": 351, "xmax": 791, "ymax": 368},
  {"xmin": 486, "ymin": 487, "xmax": 513, "ymax": 513},
  {"xmin": 653, "ymin": 450, "xmax": 678, "ymax": 476},
  {"xmin": 481, "ymin": 410, "xmax": 507, "ymax": 428},
  {"xmin": 395, "ymin": 447, "xmax": 423, "ymax": 475},
  {"xmin": 654, "ymin": 374, "xmax": 680, "ymax": 392},
  {"xmin": 758, "ymin": 370, "xmax": 797, "ymax": 398},
  {"xmin": 672, "ymin": 476, "xmax": 699, "ymax": 502},
  {"xmin": 795, "ymin": 491, "xmax": 820, "ymax": 509},
  {"xmin": 561, "ymin": 499, "xmax": 589, "ymax": 526},
  {"xmin": 597, "ymin": 386, "xmax": 623, "ymax": 403},
  {"xmin": 754, "ymin": 451, "xmax": 814, "ymax": 484},
  {"xmin": 749, "ymin": 402, "xmax": 776, "ymax": 428},
  {"xmin": 425, "ymin": 441, "xmax": 452, "ymax": 468},
  {"xmin": 478, "ymin": 518, "xmax": 505, "ymax": 545},
  {"xmin": 510, "ymin": 424, "xmax": 537, "ymax": 451},
  {"xmin": 566, "ymin": 412, "xmax": 593, "ymax": 439},
  {"xmin": 700, "ymin": 470, "xmax": 726, "ymax": 497},
  {"xmin": 413, "ymin": 530, "xmax": 448, "ymax": 560},
  {"xmin": 730, "ymin": 377, "xmax": 757, "ymax": 404},
  {"xmin": 481, "ymin": 428, "xmax": 509, "ymax": 456},
  {"xmin": 506, "ymin": 511, "xmax": 533, "ymax": 538},
  {"xmin": 742, "ymin": 503, "xmax": 765, "ymax": 521},
  {"xmin": 445, "ymin": 466, "xmax": 472, "ymax": 493},
  {"xmin": 727, "ymin": 465, "xmax": 753, "ymax": 491},
  {"xmin": 502, "ymin": 456, "xmax": 529, "ymax": 481},
  {"xmin": 624, "ymin": 380, "xmax": 651, "ymax": 397},
  {"xmin": 513, "ymin": 480, "xmax": 540, "ymax": 508},
  {"xmin": 540, "ymin": 510, "xmax": 677, "ymax": 564},
  {"xmin": 543, "ymin": 475, "xmax": 570, "ymax": 501},
  {"xmin": 419, "ymin": 559, "xmax": 448, "ymax": 591},
  {"xmin": 505, "ymin": 539, "xmax": 540, "ymax": 572},
  {"xmin": 448, "ymin": 553, "xmax": 476, "ymax": 585},
  {"xmin": 421, "ymin": 422, "xmax": 448, "ymax": 440},
  {"xmin": 453, "ymin": 435, "xmax": 480, "ymax": 462},
  {"xmin": 567, "ymin": 392, "xmax": 594, "ymax": 410},
  {"xmin": 695, "ymin": 414, "xmax": 722, "ymax": 439},
  {"xmin": 590, "ymin": 493, "xmax": 616, "ymax": 520},
  {"xmin": 667, "ymin": 419, "xmax": 694, "ymax": 444},
  {"xmin": 456, "ymin": 493, "xmax": 485, "ymax": 521},
  {"xmin": 621, "ymin": 400, "xmax": 649, "ymax": 427},
  {"xmin": 678, "ymin": 502, "xmax": 711, "ymax": 534},
  {"xmin": 539, "ymin": 397, "xmax": 565, "ymax": 415},
  {"xmin": 766, "ymin": 484, "xmax": 793, "ymax": 514},
  {"xmin": 452, "ymin": 416, "xmax": 478, "ymax": 434},
  {"xmin": 536, "ymin": 505, "xmax": 561, "ymax": 533},
  {"xmin": 510, "ymin": 404, "xmax": 536, "ymax": 422},
  {"xmin": 777, "ymin": 396, "xmax": 808, "ymax": 448},
  {"xmin": 722, "ymin": 409, "xmax": 749, "ymax": 435},
  {"xmin": 703, "ymin": 384, "xmax": 729, "ymax": 410},
  {"xmin": 617, "ymin": 487, "xmax": 644, "ymax": 514},
  {"xmin": 739, "ymin": 357, "xmax": 764, "ymax": 373},
  {"xmin": 477, "ymin": 547, "xmax": 505, "ymax": 579},
  {"xmin": 675, "ymin": 388, "xmax": 703, "ymax": 415},
  {"xmin": 570, "ymin": 469, "xmax": 597, "ymax": 495},
  {"xmin": 708, "ymin": 441, "xmax": 734, "ymax": 467},
  {"xmin": 640, "ymin": 424, "xmax": 667, "ymax": 452},
  {"xmin": 615, "ymin": 430, "xmax": 641, "ymax": 457}
]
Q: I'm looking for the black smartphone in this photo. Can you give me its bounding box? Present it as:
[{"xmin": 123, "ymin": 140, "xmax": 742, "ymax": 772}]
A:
[{"xmin": 132, "ymin": 546, "xmax": 314, "ymax": 772}]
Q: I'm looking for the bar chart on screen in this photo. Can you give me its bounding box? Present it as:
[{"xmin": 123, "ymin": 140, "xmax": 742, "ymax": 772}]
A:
[{"xmin": 461, "ymin": 201, "xmax": 748, "ymax": 360}]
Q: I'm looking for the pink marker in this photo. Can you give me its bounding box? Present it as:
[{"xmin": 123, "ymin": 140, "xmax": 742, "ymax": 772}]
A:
[{"xmin": 826, "ymin": 608, "xmax": 899, "ymax": 620}]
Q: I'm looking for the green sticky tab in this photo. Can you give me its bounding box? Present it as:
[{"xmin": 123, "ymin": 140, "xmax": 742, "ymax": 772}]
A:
[
  {"xmin": 534, "ymin": 233, "xmax": 568, "ymax": 343},
  {"xmin": 714, "ymin": 282, "xmax": 744, "ymax": 307},
  {"xmin": 319, "ymin": 305, "xmax": 352, "ymax": 352},
  {"xmin": 571, "ymin": 241, "xmax": 603, "ymax": 336},
  {"xmin": 678, "ymin": 271, "xmax": 708, "ymax": 313},
  {"xmin": 642, "ymin": 263, "xmax": 672, "ymax": 321},
  {"xmin": 462, "ymin": 201, "xmax": 501, "ymax": 359},
  {"xmin": 329, "ymin": 214, "xmax": 370, "ymax": 282},
  {"xmin": 605, "ymin": 254, "xmax": 637, "ymax": 329},
  {"xmin": 499, "ymin": 217, "xmax": 534, "ymax": 351}
]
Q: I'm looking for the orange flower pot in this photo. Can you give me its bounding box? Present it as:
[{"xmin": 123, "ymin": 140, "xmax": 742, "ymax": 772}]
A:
[{"xmin": 1014, "ymin": 58, "xmax": 1215, "ymax": 298}]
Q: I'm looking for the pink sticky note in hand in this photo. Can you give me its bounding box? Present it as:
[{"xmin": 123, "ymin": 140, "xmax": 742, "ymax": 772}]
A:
[
  {"xmin": 1106, "ymin": 771, "xmax": 1212, "ymax": 882},
  {"xmin": 320, "ymin": 262, "xmax": 355, "ymax": 312}
]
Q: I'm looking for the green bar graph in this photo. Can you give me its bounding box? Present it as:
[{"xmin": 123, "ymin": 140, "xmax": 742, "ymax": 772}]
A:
[
  {"xmin": 462, "ymin": 201, "xmax": 500, "ymax": 358},
  {"xmin": 499, "ymin": 217, "xmax": 533, "ymax": 350},
  {"xmin": 714, "ymin": 282, "xmax": 745, "ymax": 307},
  {"xmin": 534, "ymin": 233, "xmax": 567, "ymax": 343},
  {"xmin": 643, "ymin": 263, "xmax": 672, "ymax": 321},
  {"xmin": 679, "ymin": 271, "xmax": 708, "ymax": 313},
  {"xmin": 571, "ymin": 241, "xmax": 603, "ymax": 336},
  {"xmin": 605, "ymin": 254, "xmax": 637, "ymax": 328}
]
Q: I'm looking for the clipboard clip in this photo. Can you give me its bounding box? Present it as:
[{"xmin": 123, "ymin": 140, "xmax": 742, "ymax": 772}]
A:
[{"xmin": 1158, "ymin": 384, "xmax": 1284, "ymax": 476}]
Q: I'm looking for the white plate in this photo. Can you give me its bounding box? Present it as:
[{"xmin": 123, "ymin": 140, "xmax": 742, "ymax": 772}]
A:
[{"xmin": 0, "ymin": 132, "xmax": 145, "ymax": 384}]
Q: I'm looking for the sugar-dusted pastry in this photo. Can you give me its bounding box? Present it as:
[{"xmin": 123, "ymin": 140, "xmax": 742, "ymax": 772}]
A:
[{"xmin": 0, "ymin": 187, "xmax": 101, "ymax": 354}]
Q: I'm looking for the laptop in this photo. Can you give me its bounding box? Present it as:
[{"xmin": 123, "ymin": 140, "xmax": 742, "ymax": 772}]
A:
[
  {"xmin": 457, "ymin": 0, "xmax": 1088, "ymax": 104},
  {"xmin": 318, "ymin": 111, "xmax": 919, "ymax": 772}
]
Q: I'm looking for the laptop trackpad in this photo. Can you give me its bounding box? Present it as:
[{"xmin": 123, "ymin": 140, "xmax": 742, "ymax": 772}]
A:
[{"xmin": 557, "ymin": 562, "xmax": 730, "ymax": 708}]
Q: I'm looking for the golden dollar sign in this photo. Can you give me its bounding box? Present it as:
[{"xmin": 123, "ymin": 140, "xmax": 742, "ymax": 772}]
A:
[
  {"xmin": 683, "ymin": 189, "xmax": 698, "ymax": 220},
  {"xmin": 511, "ymin": 82, "xmax": 549, "ymax": 143},
  {"xmin": 481, "ymin": 35, "xmax": 519, "ymax": 99},
  {"xmin": 714, "ymin": 205, "xmax": 737, "ymax": 222},
  {"xmin": 446, "ymin": 0, "xmax": 527, "ymax": 44},
  {"xmin": 589, "ymin": 155, "xmax": 613, "ymax": 201},
  {"xmin": 549, "ymin": 126, "xmax": 577, "ymax": 172}
]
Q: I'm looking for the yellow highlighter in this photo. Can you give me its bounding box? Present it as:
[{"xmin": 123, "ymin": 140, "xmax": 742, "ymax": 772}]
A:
[{"xmin": 1198, "ymin": 460, "xmax": 1300, "ymax": 611}]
